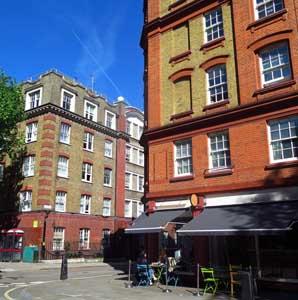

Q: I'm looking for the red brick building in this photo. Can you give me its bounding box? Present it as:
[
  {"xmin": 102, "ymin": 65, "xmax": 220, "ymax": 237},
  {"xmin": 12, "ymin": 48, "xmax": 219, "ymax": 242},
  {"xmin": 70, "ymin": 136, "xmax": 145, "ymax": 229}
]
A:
[
  {"xmin": 129, "ymin": 0, "xmax": 298, "ymax": 283},
  {"xmin": 0, "ymin": 70, "xmax": 144, "ymax": 260}
]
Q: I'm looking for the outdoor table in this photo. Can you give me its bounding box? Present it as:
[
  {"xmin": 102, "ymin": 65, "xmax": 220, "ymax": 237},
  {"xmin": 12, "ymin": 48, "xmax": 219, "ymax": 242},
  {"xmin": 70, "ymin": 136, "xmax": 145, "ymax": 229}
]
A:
[{"xmin": 213, "ymin": 266, "xmax": 230, "ymax": 290}]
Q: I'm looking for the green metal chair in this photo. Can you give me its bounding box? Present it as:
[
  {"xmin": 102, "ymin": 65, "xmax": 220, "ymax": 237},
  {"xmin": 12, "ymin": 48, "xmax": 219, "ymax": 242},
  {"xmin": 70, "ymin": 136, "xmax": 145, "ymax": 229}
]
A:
[{"xmin": 201, "ymin": 267, "xmax": 220, "ymax": 295}]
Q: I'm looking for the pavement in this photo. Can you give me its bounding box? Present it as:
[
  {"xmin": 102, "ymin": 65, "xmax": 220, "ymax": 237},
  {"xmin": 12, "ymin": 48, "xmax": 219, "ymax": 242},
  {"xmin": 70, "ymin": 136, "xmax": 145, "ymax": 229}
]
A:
[
  {"xmin": 0, "ymin": 262, "xmax": 297, "ymax": 300},
  {"xmin": 0, "ymin": 261, "xmax": 234, "ymax": 300}
]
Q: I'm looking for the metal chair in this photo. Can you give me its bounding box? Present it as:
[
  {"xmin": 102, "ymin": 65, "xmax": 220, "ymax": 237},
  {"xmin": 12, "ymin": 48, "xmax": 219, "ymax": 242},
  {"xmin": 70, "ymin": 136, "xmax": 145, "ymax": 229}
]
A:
[
  {"xmin": 136, "ymin": 264, "xmax": 151, "ymax": 287},
  {"xmin": 201, "ymin": 267, "xmax": 219, "ymax": 295},
  {"xmin": 166, "ymin": 257, "xmax": 179, "ymax": 287}
]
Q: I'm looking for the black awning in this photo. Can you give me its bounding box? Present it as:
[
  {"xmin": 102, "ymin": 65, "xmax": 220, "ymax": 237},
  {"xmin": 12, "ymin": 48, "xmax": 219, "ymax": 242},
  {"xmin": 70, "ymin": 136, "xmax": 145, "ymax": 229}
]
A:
[
  {"xmin": 177, "ymin": 200, "xmax": 298, "ymax": 236},
  {"xmin": 125, "ymin": 208, "xmax": 192, "ymax": 234}
]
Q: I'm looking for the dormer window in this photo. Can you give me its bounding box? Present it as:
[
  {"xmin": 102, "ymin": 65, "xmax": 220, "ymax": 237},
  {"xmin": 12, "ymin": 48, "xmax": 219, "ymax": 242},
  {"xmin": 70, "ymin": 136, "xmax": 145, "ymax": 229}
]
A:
[
  {"xmin": 25, "ymin": 88, "xmax": 42, "ymax": 110},
  {"xmin": 84, "ymin": 100, "xmax": 97, "ymax": 122},
  {"xmin": 61, "ymin": 89, "xmax": 75, "ymax": 112}
]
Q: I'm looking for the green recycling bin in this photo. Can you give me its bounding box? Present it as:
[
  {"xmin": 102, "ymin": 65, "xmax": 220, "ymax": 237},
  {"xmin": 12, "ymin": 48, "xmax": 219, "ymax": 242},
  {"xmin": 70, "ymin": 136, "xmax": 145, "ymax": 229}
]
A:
[{"xmin": 22, "ymin": 246, "xmax": 39, "ymax": 263}]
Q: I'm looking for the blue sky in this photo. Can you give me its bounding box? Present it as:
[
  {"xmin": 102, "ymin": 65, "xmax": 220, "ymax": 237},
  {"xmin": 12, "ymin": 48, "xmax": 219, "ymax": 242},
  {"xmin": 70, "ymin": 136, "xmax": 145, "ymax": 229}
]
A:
[{"xmin": 0, "ymin": 0, "xmax": 144, "ymax": 109}]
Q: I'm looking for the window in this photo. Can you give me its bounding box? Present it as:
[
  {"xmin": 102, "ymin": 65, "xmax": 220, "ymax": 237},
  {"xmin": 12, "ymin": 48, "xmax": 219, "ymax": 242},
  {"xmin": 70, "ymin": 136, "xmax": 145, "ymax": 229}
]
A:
[
  {"xmin": 57, "ymin": 156, "xmax": 69, "ymax": 178},
  {"xmin": 126, "ymin": 145, "xmax": 131, "ymax": 161},
  {"xmin": 139, "ymin": 151, "xmax": 144, "ymax": 166},
  {"xmin": 133, "ymin": 123, "xmax": 138, "ymax": 139},
  {"xmin": 82, "ymin": 163, "xmax": 92, "ymax": 182},
  {"xmin": 79, "ymin": 228, "xmax": 90, "ymax": 249},
  {"xmin": 255, "ymin": 0, "xmax": 284, "ymax": 20},
  {"xmin": 83, "ymin": 132, "xmax": 94, "ymax": 152},
  {"xmin": 84, "ymin": 100, "xmax": 97, "ymax": 121},
  {"xmin": 0, "ymin": 164, "xmax": 3, "ymax": 182},
  {"xmin": 104, "ymin": 140, "xmax": 113, "ymax": 158},
  {"xmin": 60, "ymin": 123, "xmax": 71, "ymax": 144},
  {"xmin": 125, "ymin": 173, "xmax": 131, "ymax": 189},
  {"xmin": 20, "ymin": 191, "xmax": 32, "ymax": 212},
  {"xmin": 207, "ymin": 65, "xmax": 228, "ymax": 104},
  {"xmin": 102, "ymin": 229, "xmax": 110, "ymax": 247},
  {"xmin": 259, "ymin": 42, "xmax": 291, "ymax": 86},
  {"xmin": 269, "ymin": 116, "xmax": 298, "ymax": 162},
  {"xmin": 55, "ymin": 192, "xmax": 67, "ymax": 212},
  {"xmin": 61, "ymin": 89, "xmax": 75, "ymax": 112},
  {"xmin": 104, "ymin": 168, "xmax": 112, "ymax": 186},
  {"xmin": 105, "ymin": 111, "xmax": 116, "ymax": 129},
  {"xmin": 126, "ymin": 121, "xmax": 131, "ymax": 134},
  {"xmin": 125, "ymin": 200, "xmax": 144, "ymax": 218},
  {"xmin": 125, "ymin": 172, "xmax": 144, "ymax": 191},
  {"xmin": 102, "ymin": 198, "xmax": 111, "ymax": 216},
  {"xmin": 53, "ymin": 227, "xmax": 64, "ymax": 251},
  {"xmin": 175, "ymin": 140, "xmax": 192, "ymax": 176},
  {"xmin": 25, "ymin": 122, "xmax": 38, "ymax": 143},
  {"xmin": 209, "ymin": 132, "xmax": 231, "ymax": 169},
  {"xmin": 23, "ymin": 155, "xmax": 35, "ymax": 177},
  {"xmin": 25, "ymin": 88, "xmax": 42, "ymax": 110},
  {"xmin": 204, "ymin": 8, "xmax": 224, "ymax": 42},
  {"xmin": 138, "ymin": 176, "xmax": 144, "ymax": 192},
  {"xmin": 80, "ymin": 195, "xmax": 91, "ymax": 214}
]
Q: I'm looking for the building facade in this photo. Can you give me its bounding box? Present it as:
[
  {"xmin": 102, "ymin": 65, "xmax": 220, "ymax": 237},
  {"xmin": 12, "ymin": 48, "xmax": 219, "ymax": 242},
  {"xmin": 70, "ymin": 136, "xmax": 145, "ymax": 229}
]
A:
[
  {"xmin": 0, "ymin": 70, "xmax": 144, "ymax": 259},
  {"xmin": 138, "ymin": 0, "xmax": 298, "ymax": 282}
]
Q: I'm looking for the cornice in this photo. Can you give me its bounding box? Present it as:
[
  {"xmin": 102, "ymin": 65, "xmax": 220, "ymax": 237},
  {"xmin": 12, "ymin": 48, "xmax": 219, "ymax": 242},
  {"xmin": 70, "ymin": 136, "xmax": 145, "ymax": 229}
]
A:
[
  {"xmin": 25, "ymin": 103, "xmax": 129, "ymax": 141},
  {"xmin": 143, "ymin": 91, "xmax": 298, "ymax": 141}
]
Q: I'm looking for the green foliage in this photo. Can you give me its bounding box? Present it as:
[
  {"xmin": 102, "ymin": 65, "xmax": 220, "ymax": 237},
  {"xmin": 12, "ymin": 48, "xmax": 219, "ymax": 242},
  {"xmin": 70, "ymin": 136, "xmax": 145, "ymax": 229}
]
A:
[{"xmin": 0, "ymin": 70, "xmax": 25, "ymax": 160}]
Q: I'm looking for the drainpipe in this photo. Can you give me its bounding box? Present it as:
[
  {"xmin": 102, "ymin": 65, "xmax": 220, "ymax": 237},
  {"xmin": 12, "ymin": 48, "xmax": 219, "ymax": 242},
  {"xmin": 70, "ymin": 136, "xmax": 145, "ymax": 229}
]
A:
[{"xmin": 41, "ymin": 210, "xmax": 50, "ymax": 260}]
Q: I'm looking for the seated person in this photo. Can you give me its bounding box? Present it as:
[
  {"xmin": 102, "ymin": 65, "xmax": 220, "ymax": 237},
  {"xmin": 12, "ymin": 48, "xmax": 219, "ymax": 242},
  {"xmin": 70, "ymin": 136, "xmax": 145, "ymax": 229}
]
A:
[{"xmin": 137, "ymin": 251, "xmax": 156, "ymax": 283}]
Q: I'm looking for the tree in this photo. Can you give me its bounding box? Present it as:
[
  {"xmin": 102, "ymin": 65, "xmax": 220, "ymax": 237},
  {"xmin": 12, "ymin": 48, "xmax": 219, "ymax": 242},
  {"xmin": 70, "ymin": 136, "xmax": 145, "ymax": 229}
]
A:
[{"xmin": 0, "ymin": 70, "xmax": 25, "ymax": 160}]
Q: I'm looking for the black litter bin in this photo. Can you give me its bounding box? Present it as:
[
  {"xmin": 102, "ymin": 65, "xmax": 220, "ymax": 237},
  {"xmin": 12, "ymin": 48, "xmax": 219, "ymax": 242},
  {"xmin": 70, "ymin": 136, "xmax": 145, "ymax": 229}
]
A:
[{"xmin": 238, "ymin": 271, "xmax": 255, "ymax": 300}]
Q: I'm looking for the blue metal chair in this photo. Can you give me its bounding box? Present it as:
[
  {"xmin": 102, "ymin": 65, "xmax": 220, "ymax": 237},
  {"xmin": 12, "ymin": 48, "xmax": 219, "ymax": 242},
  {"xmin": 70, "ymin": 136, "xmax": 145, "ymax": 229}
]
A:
[{"xmin": 136, "ymin": 264, "xmax": 151, "ymax": 287}]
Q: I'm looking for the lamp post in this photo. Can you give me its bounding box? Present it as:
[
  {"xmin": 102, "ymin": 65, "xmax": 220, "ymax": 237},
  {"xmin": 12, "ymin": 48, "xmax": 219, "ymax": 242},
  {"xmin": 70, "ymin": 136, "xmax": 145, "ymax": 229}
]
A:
[{"xmin": 41, "ymin": 209, "xmax": 51, "ymax": 260}]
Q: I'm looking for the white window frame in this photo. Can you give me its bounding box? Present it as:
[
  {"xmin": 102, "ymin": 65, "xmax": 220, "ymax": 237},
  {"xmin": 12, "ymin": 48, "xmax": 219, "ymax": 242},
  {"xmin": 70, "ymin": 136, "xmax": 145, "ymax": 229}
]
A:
[
  {"xmin": 79, "ymin": 228, "xmax": 90, "ymax": 249},
  {"xmin": 174, "ymin": 140, "xmax": 193, "ymax": 177},
  {"xmin": 60, "ymin": 88, "xmax": 76, "ymax": 112},
  {"xmin": 20, "ymin": 190, "xmax": 32, "ymax": 212},
  {"xmin": 102, "ymin": 198, "xmax": 111, "ymax": 216},
  {"xmin": 105, "ymin": 110, "xmax": 116, "ymax": 130},
  {"xmin": 23, "ymin": 155, "xmax": 35, "ymax": 177},
  {"xmin": 125, "ymin": 172, "xmax": 131, "ymax": 189},
  {"xmin": 83, "ymin": 132, "xmax": 94, "ymax": 152},
  {"xmin": 268, "ymin": 116, "xmax": 298, "ymax": 163},
  {"xmin": 207, "ymin": 64, "xmax": 228, "ymax": 104},
  {"xmin": 138, "ymin": 176, "xmax": 144, "ymax": 192},
  {"xmin": 59, "ymin": 123, "xmax": 71, "ymax": 144},
  {"xmin": 254, "ymin": 0, "xmax": 284, "ymax": 20},
  {"xmin": 80, "ymin": 195, "xmax": 91, "ymax": 214},
  {"xmin": 208, "ymin": 131, "xmax": 231, "ymax": 170},
  {"xmin": 104, "ymin": 140, "xmax": 113, "ymax": 158},
  {"xmin": 82, "ymin": 163, "xmax": 93, "ymax": 183},
  {"xmin": 25, "ymin": 122, "xmax": 38, "ymax": 143},
  {"xmin": 55, "ymin": 191, "xmax": 67, "ymax": 212},
  {"xmin": 104, "ymin": 168, "xmax": 112, "ymax": 187},
  {"xmin": 25, "ymin": 87, "xmax": 42, "ymax": 111},
  {"xmin": 125, "ymin": 171, "xmax": 144, "ymax": 192},
  {"xmin": 259, "ymin": 42, "xmax": 291, "ymax": 87},
  {"xmin": 204, "ymin": 8, "xmax": 224, "ymax": 43},
  {"xmin": 84, "ymin": 100, "xmax": 98, "ymax": 122},
  {"xmin": 0, "ymin": 164, "xmax": 3, "ymax": 182},
  {"xmin": 125, "ymin": 199, "xmax": 144, "ymax": 218},
  {"xmin": 57, "ymin": 156, "xmax": 69, "ymax": 178},
  {"xmin": 53, "ymin": 227, "xmax": 65, "ymax": 251}
]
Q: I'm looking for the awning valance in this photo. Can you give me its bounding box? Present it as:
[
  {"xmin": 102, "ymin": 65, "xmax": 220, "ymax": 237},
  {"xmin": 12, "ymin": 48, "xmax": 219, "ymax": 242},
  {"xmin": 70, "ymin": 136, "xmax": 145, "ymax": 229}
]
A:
[
  {"xmin": 177, "ymin": 200, "xmax": 298, "ymax": 236},
  {"xmin": 125, "ymin": 208, "xmax": 192, "ymax": 234}
]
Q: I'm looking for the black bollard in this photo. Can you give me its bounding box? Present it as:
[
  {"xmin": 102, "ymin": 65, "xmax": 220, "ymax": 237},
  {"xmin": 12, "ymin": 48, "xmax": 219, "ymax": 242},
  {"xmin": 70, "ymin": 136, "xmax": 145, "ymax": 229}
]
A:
[
  {"xmin": 60, "ymin": 254, "xmax": 68, "ymax": 280},
  {"xmin": 126, "ymin": 259, "xmax": 132, "ymax": 288},
  {"xmin": 194, "ymin": 264, "xmax": 201, "ymax": 297}
]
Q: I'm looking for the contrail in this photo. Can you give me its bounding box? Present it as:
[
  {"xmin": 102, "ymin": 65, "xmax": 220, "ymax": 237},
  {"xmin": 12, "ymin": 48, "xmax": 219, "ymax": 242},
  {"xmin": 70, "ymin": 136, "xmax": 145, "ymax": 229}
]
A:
[{"xmin": 71, "ymin": 29, "xmax": 122, "ymax": 96}]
